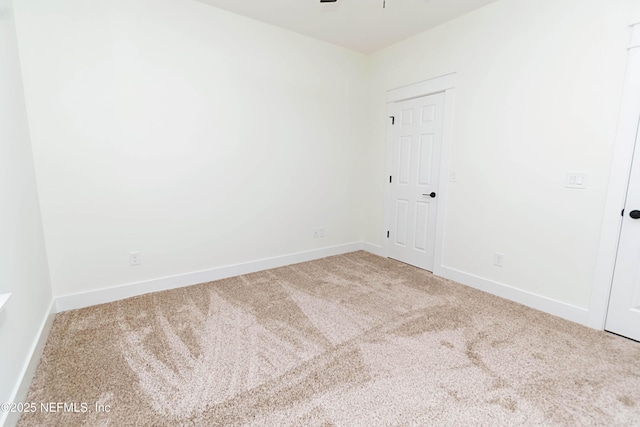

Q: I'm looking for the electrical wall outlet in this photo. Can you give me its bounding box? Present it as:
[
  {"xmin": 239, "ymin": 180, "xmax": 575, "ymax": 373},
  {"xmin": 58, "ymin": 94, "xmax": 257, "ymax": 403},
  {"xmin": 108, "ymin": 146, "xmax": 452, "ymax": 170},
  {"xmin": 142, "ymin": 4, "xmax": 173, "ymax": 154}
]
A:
[
  {"xmin": 493, "ymin": 252, "xmax": 504, "ymax": 267},
  {"xmin": 129, "ymin": 251, "xmax": 141, "ymax": 266},
  {"xmin": 313, "ymin": 227, "xmax": 326, "ymax": 238},
  {"xmin": 566, "ymin": 172, "xmax": 587, "ymax": 189}
]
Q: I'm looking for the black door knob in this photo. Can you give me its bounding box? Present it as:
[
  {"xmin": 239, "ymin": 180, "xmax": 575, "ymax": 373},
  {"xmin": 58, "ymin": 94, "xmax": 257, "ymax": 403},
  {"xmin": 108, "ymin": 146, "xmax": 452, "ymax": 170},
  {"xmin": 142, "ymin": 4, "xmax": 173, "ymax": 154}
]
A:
[
  {"xmin": 422, "ymin": 192, "xmax": 437, "ymax": 198},
  {"xmin": 630, "ymin": 210, "xmax": 640, "ymax": 219}
]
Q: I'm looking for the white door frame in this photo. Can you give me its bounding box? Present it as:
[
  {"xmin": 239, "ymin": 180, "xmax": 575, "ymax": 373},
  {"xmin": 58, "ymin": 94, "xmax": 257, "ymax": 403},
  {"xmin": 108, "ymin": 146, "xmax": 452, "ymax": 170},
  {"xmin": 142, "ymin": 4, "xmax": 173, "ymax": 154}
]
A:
[
  {"xmin": 590, "ymin": 23, "xmax": 640, "ymax": 330},
  {"xmin": 383, "ymin": 73, "xmax": 456, "ymax": 276}
]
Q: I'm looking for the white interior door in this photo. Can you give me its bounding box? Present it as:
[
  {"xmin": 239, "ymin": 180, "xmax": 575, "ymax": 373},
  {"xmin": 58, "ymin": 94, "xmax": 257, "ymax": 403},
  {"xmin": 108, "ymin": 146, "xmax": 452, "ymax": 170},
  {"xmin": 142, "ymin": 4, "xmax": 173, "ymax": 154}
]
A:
[
  {"xmin": 606, "ymin": 122, "xmax": 640, "ymax": 342},
  {"xmin": 388, "ymin": 92, "xmax": 444, "ymax": 271}
]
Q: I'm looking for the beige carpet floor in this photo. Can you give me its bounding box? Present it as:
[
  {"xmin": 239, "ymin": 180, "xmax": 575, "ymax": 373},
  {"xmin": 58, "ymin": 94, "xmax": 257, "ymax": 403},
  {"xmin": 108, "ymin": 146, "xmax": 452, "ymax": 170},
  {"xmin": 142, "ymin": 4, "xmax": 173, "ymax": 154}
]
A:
[{"xmin": 18, "ymin": 251, "xmax": 640, "ymax": 426}]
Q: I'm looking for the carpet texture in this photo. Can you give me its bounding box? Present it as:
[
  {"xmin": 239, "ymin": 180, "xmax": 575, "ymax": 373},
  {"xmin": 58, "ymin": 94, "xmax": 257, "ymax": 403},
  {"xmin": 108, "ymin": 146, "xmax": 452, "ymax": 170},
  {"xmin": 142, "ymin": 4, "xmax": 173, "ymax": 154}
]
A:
[{"xmin": 18, "ymin": 251, "xmax": 640, "ymax": 426}]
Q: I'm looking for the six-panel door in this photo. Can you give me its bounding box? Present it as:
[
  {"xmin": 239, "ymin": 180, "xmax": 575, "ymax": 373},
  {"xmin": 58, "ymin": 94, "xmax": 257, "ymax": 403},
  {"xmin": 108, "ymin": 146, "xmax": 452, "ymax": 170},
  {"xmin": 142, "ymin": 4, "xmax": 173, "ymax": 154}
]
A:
[{"xmin": 389, "ymin": 92, "xmax": 444, "ymax": 272}]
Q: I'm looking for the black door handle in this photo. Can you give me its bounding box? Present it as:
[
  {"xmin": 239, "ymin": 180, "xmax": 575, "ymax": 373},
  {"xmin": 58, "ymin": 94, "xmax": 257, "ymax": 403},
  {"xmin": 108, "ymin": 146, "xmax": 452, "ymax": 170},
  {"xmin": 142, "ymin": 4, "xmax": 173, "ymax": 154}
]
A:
[
  {"xmin": 422, "ymin": 192, "xmax": 436, "ymax": 198},
  {"xmin": 630, "ymin": 210, "xmax": 640, "ymax": 219}
]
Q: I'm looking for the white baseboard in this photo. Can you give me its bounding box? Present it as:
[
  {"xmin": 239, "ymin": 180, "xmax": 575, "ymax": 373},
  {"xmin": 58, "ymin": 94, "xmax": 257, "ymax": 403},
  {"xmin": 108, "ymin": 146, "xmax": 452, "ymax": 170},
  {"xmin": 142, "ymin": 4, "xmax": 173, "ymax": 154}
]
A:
[
  {"xmin": 2, "ymin": 300, "xmax": 56, "ymax": 427},
  {"xmin": 437, "ymin": 265, "xmax": 590, "ymax": 326},
  {"xmin": 56, "ymin": 242, "xmax": 591, "ymax": 326},
  {"xmin": 361, "ymin": 242, "xmax": 384, "ymax": 257},
  {"xmin": 55, "ymin": 242, "xmax": 363, "ymax": 313}
]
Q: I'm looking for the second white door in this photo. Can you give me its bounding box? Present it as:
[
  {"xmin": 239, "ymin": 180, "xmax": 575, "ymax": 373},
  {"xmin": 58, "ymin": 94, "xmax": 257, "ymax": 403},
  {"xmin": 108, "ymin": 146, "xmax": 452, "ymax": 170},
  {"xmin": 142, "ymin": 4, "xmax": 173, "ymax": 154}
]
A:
[
  {"xmin": 389, "ymin": 92, "xmax": 444, "ymax": 271},
  {"xmin": 606, "ymin": 120, "xmax": 640, "ymax": 342}
]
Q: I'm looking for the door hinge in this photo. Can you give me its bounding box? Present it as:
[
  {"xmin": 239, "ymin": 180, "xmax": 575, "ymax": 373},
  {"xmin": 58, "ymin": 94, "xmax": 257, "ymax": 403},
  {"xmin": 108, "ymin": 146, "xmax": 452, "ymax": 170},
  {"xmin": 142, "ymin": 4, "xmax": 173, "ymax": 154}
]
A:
[
  {"xmin": 622, "ymin": 209, "xmax": 624, "ymax": 217},
  {"xmin": 389, "ymin": 116, "xmax": 395, "ymax": 125},
  {"xmin": 387, "ymin": 231, "xmax": 390, "ymax": 238},
  {"xmin": 389, "ymin": 175, "xmax": 392, "ymax": 183}
]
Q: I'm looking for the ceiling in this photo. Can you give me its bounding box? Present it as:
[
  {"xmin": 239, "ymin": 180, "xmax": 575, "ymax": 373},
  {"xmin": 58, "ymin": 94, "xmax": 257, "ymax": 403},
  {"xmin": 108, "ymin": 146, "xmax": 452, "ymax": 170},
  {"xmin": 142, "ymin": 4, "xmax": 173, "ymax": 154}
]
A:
[{"xmin": 196, "ymin": 0, "xmax": 501, "ymax": 54}]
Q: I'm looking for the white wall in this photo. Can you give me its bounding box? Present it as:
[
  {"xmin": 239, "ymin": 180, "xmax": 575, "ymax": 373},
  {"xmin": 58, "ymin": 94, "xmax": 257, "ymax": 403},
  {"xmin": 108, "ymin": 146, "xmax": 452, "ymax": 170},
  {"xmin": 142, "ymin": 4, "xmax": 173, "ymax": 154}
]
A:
[
  {"xmin": 13, "ymin": 0, "xmax": 369, "ymax": 298},
  {"xmin": 366, "ymin": 0, "xmax": 640, "ymax": 312},
  {"xmin": 0, "ymin": 0, "xmax": 53, "ymax": 423}
]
